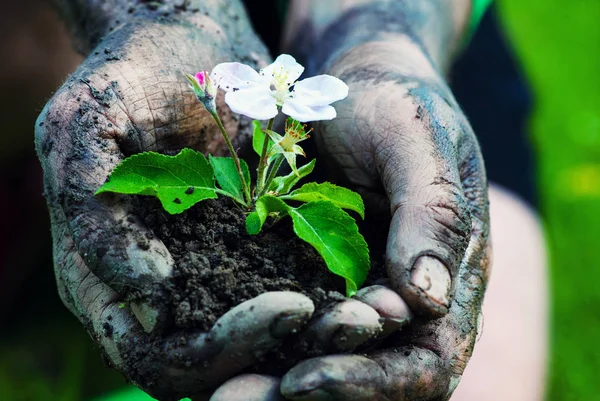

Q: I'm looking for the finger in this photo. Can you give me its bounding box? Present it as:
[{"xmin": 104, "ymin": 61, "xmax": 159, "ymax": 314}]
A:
[
  {"xmin": 355, "ymin": 284, "xmax": 412, "ymax": 337},
  {"xmin": 210, "ymin": 375, "xmax": 283, "ymax": 401},
  {"xmin": 281, "ymin": 350, "xmax": 451, "ymax": 401},
  {"xmin": 305, "ymin": 299, "xmax": 382, "ymax": 351},
  {"xmin": 167, "ymin": 292, "xmax": 315, "ymax": 390},
  {"xmin": 53, "ymin": 204, "xmax": 316, "ymax": 398},
  {"xmin": 375, "ymin": 88, "xmax": 478, "ymax": 317}
]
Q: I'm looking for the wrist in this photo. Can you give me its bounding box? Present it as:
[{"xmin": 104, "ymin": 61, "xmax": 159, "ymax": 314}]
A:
[
  {"xmin": 321, "ymin": 37, "xmax": 445, "ymax": 92},
  {"xmin": 52, "ymin": 0, "xmax": 250, "ymax": 55},
  {"xmin": 285, "ymin": 0, "xmax": 470, "ymax": 74}
]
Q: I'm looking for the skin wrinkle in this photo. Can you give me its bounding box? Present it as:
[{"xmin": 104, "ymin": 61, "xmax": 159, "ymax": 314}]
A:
[{"xmin": 51, "ymin": 0, "xmax": 254, "ymax": 55}]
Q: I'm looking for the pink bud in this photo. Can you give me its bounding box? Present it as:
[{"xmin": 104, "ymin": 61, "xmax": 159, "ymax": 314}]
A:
[
  {"xmin": 195, "ymin": 71, "xmax": 207, "ymax": 86},
  {"xmin": 184, "ymin": 70, "xmax": 217, "ymax": 114}
]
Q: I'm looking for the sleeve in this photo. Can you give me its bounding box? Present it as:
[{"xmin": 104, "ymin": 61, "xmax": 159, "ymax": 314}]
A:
[{"xmin": 469, "ymin": 0, "xmax": 494, "ymax": 35}]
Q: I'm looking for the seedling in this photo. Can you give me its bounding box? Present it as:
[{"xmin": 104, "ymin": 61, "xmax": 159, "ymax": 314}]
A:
[{"xmin": 96, "ymin": 55, "xmax": 369, "ymax": 296}]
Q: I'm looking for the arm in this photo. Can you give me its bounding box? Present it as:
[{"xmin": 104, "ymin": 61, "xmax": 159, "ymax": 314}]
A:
[
  {"xmin": 49, "ymin": 0, "xmax": 251, "ymax": 54},
  {"xmin": 284, "ymin": 0, "xmax": 471, "ymax": 74}
]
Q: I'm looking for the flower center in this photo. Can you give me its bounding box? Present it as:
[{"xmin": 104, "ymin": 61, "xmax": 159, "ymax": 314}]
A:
[
  {"xmin": 262, "ymin": 66, "xmax": 294, "ymax": 106},
  {"xmin": 279, "ymin": 121, "xmax": 310, "ymax": 152},
  {"xmin": 279, "ymin": 132, "xmax": 298, "ymax": 152}
]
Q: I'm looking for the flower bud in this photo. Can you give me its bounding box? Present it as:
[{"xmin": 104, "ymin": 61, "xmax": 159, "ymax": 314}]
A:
[{"xmin": 185, "ymin": 70, "xmax": 217, "ymax": 113}]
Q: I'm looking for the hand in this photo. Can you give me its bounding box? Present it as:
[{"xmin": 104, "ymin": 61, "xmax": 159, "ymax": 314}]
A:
[
  {"xmin": 34, "ymin": 10, "xmax": 314, "ymax": 399},
  {"xmin": 35, "ymin": 8, "xmax": 410, "ymax": 399},
  {"xmin": 276, "ymin": 40, "xmax": 492, "ymax": 400}
]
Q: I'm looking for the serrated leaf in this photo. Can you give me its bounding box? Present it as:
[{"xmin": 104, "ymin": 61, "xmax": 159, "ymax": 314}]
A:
[
  {"xmin": 246, "ymin": 195, "xmax": 289, "ymax": 235},
  {"xmin": 209, "ymin": 156, "xmax": 250, "ymax": 202},
  {"xmin": 269, "ymin": 159, "xmax": 316, "ymax": 195},
  {"xmin": 289, "ymin": 201, "xmax": 370, "ymax": 297},
  {"xmin": 282, "ymin": 182, "xmax": 365, "ymax": 218},
  {"xmin": 95, "ymin": 148, "xmax": 217, "ymax": 214},
  {"xmin": 252, "ymin": 120, "xmax": 273, "ymax": 157}
]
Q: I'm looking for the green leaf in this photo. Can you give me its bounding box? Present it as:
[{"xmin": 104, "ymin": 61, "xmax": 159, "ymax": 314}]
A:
[
  {"xmin": 269, "ymin": 159, "xmax": 316, "ymax": 195},
  {"xmin": 246, "ymin": 195, "xmax": 289, "ymax": 235},
  {"xmin": 289, "ymin": 201, "xmax": 370, "ymax": 297},
  {"xmin": 282, "ymin": 182, "xmax": 365, "ymax": 218},
  {"xmin": 252, "ymin": 120, "xmax": 273, "ymax": 157},
  {"xmin": 95, "ymin": 148, "xmax": 217, "ymax": 214},
  {"xmin": 209, "ymin": 156, "xmax": 250, "ymax": 202}
]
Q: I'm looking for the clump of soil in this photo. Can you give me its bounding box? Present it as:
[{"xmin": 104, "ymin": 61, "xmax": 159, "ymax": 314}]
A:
[
  {"xmin": 118, "ymin": 195, "xmax": 388, "ymax": 393},
  {"xmin": 135, "ymin": 196, "xmax": 346, "ymax": 332}
]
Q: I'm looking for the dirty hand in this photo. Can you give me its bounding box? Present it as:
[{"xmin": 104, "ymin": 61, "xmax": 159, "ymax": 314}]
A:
[
  {"xmin": 36, "ymin": 2, "xmax": 408, "ymax": 399},
  {"xmin": 35, "ymin": 7, "xmax": 310, "ymax": 399},
  {"xmin": 275, "ymin": 36, "xmax": 492, "ymax": 401}
]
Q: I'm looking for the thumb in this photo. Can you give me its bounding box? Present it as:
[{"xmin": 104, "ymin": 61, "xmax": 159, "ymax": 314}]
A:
[{"xmin": 380, "ymin": 99, "xmax": 472, "ymax": 317}]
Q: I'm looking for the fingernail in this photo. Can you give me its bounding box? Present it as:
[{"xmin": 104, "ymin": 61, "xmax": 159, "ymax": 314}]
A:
[
  {"xmin": 130, "ymin": 301, "xmax": 160, "ymax": 333},
  {"xmin": 411, "ymin": 256, "xmax": 451, "ymax": 307},
  {"xmin": 271, "ymin": 312, "xmax": 311, "ymax": 338},
  {"xmin": 379, "ymin": 317, "xmax": 409, "ymax": 338},
  {"xmin": 332, "ymin": 323, "xmax": 382, "ymax": 351}
]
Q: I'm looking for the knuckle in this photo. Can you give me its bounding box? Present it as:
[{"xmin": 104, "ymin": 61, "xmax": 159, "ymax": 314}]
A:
[{"xmin": 427, "ymin": 195, "xmax": 472, "ymax": 250}]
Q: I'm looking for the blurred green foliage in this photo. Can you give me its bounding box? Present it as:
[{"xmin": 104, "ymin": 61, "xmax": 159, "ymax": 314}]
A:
[
  {"xmin": 92, "ymin": 388, "xmax": 165, "ymax": 401},
  {"xmin": 498, "ymin": 0, "xmax": 600, "ymax": 399},
  {"xmin": 0, "ymin": 313, "xmax": 126, "ymax": 401}
]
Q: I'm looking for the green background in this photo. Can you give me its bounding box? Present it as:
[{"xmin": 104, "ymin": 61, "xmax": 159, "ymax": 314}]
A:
[{"xmin": 499, "ymin": 0, "xmax": 600, "ymax": 399}]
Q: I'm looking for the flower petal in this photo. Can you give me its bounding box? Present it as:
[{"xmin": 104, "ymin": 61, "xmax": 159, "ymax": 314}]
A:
[
  {"xmin": 195, "ymin": 71, "xmax": 207, "ymax": 86},
  {"xmin": 282, "ymin": 99, "xmax": 337, "ymax": 122},
  {"xmin": 260, "ymin": 54, "xmax": 304, "ymax": 85},
  {"xmin": 293, "ymin": 75, "xmax": 349, "ymax": 106},
  {"xmin": 292, "ymin": 144, "xmax": 306, "ymax": 157},
  {"xmin": 282, "ymin": 150, "xmax": 299, "ymax": 175},
  {"xmin": 225, "ymin": 87, "xmax": 278, "ymax": 120},
  {"xmin": 210, "ymin": 62, "xmax": 267, "ymax": 92}
]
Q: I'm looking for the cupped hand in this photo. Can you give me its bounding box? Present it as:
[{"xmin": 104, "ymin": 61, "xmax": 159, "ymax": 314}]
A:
[
  {"xmin": 276, "ymin": 39, "xmax": 492, "ymax": 400},
  {"xmin": 34, "ymin": 10, "xmax": 313, "ymax": 399},
  {"xmin": 35, "ymin": 8, "xmax": 403, "ymax": 399}
]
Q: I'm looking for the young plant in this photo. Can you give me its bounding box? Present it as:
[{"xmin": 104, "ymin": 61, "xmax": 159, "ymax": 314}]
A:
[{"xmin": 96, "ymin": 55, "xmax": 369, "ymax": 296}]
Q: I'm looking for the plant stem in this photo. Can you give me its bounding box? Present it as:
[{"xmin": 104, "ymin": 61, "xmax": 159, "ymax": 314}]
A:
[
  {"xmin": 259, "ymin": 154, "xmax": 285, "ymax": 197},
  {"xmin": 256, "ymin": 117, "xmax": 275, "ymax": 196},
  {"xmin": 210, "ymin": 111, "xmax": 251, "ymax": 203}
]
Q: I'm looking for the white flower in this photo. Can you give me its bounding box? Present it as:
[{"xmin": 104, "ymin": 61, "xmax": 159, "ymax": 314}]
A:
[{"xmin": 210, "ymin": 54, "xmax": 348, "ymax": 122}]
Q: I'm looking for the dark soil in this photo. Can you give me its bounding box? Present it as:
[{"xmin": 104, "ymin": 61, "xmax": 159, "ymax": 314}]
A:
[
  {"xmin": 112, "ymin": 193, "xmax": 389, "ymax": 398},
  {"xmin": 135, "ymin": 196, "xmax": 347, "ymax": 333},
  {"xmin": 119, "ymin": 194, "xmax": 388, "ymax": 394}
]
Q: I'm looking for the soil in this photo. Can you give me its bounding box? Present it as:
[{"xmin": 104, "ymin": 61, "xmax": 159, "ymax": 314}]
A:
[
  {"xmin": 118, "ymin": 194, "xmax": 388, "ymax": 394},
  {"xmin": 135, "ymin": 195, "xmax": 348, "ymax": 333},
  {"xmin": 112, "ymin": 193, "xmax": 389, "ymax": 398}
]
